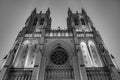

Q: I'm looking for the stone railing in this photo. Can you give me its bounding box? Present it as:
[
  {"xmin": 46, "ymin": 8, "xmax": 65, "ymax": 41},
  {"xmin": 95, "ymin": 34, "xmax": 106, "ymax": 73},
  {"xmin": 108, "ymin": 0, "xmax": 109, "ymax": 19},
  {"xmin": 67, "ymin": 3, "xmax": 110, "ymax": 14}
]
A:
[
  {"xmin": 5, "ymin": 68, "xmax": 33, "ymax": 80},
  {"xmin": 45, "ymin": 66, "xmax": 74, "ymax": 80},
  {"xmin": 86, "ymin": 67, "xmax": 111, "ymax": 80}
]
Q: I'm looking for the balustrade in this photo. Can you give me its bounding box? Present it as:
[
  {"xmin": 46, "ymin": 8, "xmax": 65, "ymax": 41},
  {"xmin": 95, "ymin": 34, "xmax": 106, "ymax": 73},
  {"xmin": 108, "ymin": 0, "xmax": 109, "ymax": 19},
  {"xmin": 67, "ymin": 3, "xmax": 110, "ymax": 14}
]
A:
[
  {"xmin": 86, "ymin": 67, "xmax": 111, "ymax": 80},
  {"xmin": 5, "ymin": 68, "xmax": 33, "ymax": 80}
]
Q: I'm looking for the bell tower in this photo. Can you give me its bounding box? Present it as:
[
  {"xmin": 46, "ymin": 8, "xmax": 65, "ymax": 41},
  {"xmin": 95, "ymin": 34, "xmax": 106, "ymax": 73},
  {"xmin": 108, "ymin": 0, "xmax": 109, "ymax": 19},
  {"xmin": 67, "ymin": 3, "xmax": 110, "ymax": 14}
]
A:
[
  {"xmin": 67, "ymin": 8, "xmax": 120, "ymax": 80},
  {"xmin": 0, "ymin": 8, "xmax": 52, "ymax": 80},
  {"xmin": 0, "ymin": 8, "xmax": 120, "ymax": 80}
]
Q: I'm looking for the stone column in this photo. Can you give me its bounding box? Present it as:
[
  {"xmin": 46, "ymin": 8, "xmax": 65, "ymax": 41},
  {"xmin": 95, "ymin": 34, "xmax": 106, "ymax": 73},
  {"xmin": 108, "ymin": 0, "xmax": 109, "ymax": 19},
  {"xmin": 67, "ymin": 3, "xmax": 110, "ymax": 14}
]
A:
[
  {"xmin": 77, "ymin": 46, "xmax": 88, "ymax": 80},
  {"xmin": 38, "ymin": 55, "xmax": 47, "ymax": 80},
  {"xmin": 72, "ymin": 55, "xmax": 81, "ymax": 80},
  {"xmin": 31, "ymin": 47, "xmax": 42, "ymax": 80}
]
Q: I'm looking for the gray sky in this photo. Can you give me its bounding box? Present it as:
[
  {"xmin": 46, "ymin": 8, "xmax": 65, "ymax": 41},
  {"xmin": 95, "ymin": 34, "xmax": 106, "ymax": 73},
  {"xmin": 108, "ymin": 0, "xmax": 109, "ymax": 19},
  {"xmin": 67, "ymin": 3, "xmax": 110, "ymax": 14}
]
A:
[{"xmin": 0, "ymin": 0, "xmax": 120, "ymax": 68}]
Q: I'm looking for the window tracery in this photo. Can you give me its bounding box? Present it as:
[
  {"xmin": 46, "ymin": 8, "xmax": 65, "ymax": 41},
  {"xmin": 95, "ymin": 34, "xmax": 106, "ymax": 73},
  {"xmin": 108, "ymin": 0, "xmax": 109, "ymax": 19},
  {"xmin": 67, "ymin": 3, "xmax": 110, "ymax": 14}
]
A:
[{"xmin": 50, "ymin": 47, "xmax": 68, "ymax": 65}]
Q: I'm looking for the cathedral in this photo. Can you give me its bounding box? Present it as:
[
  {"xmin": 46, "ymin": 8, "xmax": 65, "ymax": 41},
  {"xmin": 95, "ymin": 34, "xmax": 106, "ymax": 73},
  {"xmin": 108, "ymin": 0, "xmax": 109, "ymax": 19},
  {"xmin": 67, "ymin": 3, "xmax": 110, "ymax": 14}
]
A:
[{"xmin": 0, "ymin": 8, "xmax": 120, "ymax": 80}]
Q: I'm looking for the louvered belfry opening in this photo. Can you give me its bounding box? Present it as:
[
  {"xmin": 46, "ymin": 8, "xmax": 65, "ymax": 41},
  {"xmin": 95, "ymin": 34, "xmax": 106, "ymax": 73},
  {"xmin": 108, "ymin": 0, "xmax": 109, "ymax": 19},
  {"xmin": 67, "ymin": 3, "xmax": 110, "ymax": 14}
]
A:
[
  {"xmin": 45, "ymin": 47, "xmax": 75, "ymax": 80},
  {"xmin": 5, "ymin": 68, "xmax": 33, "ymax": 80},
  {"xmin": 86, "ymin": 67, "xmax": 111, "ymax": 80}
]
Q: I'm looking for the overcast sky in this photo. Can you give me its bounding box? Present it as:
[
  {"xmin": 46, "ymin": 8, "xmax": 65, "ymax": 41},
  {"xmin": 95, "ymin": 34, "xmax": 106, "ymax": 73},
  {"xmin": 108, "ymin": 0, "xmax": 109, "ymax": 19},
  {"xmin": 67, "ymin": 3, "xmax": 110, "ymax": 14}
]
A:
[{"xmin": 0, "ymin": 0, "xmax": 120, "ymax": 68}]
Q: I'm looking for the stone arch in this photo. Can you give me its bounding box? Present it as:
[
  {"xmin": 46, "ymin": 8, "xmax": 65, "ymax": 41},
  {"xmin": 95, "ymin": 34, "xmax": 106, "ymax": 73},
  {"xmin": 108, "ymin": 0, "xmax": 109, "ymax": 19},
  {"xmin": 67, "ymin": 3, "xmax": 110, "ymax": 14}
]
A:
[
  {"xmin": 88, "ymin": 40, "xmax": 103, "ymax": 67},
  {"xmin": 44, "ymin": 40, "xmax": 75, "ymax": 79},
  {"xmin": 45, "ymin": 39, "xmax": 74, "ymax": 57},
  {"xmin": 45, "ymin": 39, "xmax": 75, "ymax": 67}
]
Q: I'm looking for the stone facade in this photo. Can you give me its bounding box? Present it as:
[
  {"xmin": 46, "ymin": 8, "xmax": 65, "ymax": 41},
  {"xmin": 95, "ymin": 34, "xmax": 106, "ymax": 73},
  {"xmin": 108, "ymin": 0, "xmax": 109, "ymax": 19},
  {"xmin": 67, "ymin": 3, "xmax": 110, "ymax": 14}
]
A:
[{"xmin": 0, "ymin": 8, "xmax": 120, "ymax": 80}]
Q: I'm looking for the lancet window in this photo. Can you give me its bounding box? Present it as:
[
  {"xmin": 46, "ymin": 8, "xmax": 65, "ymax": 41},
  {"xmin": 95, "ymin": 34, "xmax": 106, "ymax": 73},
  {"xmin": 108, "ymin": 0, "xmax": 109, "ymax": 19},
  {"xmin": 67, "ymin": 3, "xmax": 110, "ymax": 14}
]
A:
[
  {"xmin": 80, "ymin": 40, "xmax": 103, "ymax": 67},
  {"xmin": 88, "ymin": 40, "xmax": 103, "ymax": 67},
  {"xmin": 13, "ymin": 40, "xmax": 40, "ymax": 68},
  {"xmin": 80, "ymin": 41, "xmax": 93, "ymax": 67}
]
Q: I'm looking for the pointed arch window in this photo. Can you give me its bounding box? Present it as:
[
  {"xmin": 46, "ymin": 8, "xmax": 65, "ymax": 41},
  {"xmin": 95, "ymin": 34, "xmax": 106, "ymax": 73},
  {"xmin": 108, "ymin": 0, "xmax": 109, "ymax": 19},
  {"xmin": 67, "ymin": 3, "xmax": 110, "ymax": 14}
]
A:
[
  {"xmin": 40, "ymin": 18, "xmax": 45, "ymax": 25},
  {"xmin": 74, "ymin": 17, "xmax": 79, "ymax": 25},
  {"xmin": 24, "ymin": 43, "xmax": 37, "ymax": 68},
  {"xmin": 14, "ymin": 44, "xmax": 29, "ymax": 68},
  {"xmin": 81, "ymin": 18, "xmax": 85, "ymax": 25},
  {"xmin": 79, "ymin": 41, "xmax": 103, "ymax": 67},
  {"xmin": 13, "ymin": 40, "xmax": 40, "ymax": 68},
  {"xmin": 33, "ymin": 17, "xmax": 38, "ymax": 26},
  {"xmin": 80, "ymin": 41, "xmax": 93, "ymax": 67},
  {"xmin": 88, "ymin": 40, "xmax": 103, "ymax": 67}
]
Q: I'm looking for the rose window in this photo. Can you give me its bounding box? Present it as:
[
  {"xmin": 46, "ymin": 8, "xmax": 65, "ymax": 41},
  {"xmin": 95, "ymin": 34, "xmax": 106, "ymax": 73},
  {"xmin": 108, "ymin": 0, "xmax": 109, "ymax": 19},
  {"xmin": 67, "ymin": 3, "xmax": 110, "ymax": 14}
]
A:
[{"xmin": 51, "ymin": 48, "xmax": 68, "ymax": 65}]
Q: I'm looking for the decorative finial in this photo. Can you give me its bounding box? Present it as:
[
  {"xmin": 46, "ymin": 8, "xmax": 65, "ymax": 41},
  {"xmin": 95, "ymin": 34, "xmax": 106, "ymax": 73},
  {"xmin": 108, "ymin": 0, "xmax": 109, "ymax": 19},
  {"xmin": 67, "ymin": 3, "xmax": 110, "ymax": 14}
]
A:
[
  {"xmin": 46, "ymin": 8, "xmax": 50, "ymax": 16},
  {"xmin": 32, "ymin": 8, "xmax": 37, "ymax": 15},
  {"xmin": 81, "ymin": 8, "xmax": 87, "ymax": 15},
  {"xmin": 47, "ymin": 8, "xmax": 50, "ymax": 12},
  {"xmin": 40, "ymin": 11, "xmax": 42, "ymax": 14},
  {"xmin": 76, "ymin": 11, "xmax": 78, "ymax": 15},
  {"xmin": 68, "ymin": 8, "xmax": 72, "ymax": 16}
]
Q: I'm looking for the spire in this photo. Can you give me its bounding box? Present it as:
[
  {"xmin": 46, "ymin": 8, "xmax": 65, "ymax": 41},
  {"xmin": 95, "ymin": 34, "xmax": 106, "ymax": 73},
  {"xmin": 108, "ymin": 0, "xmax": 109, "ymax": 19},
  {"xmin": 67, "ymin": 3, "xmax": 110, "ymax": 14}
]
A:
[
  {"xmin": 46, "ymin": 8, "xmax": 50, "ymax": 17},
  {"xmin": 81, "ymin": 8, "xmax": 87, "ymax": 15},
  {"xmin": 68, "ymin": 8, "xmax": 72, "ymax": 16},
  {"xmin": 47, "ymin": 8, "xmax": 50, "ymax": 13},
  {"xmin": 76, "ymin": 11, "xmax": 78, "ymax": 15},
  {"xmin": 40, "ymin": 11, "xmax": 42, "ymax": 14},
  {"xmin": 31, "ymin": 8, "xmax": 37, "ymax": 16}
]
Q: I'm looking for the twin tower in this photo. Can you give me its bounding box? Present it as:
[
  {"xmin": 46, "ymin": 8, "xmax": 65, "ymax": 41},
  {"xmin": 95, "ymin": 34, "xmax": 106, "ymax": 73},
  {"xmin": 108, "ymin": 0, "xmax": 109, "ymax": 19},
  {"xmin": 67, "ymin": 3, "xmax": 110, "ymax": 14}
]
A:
[{"xmin": 0, "ymin": 8, "xmax": 120, "ymax": 80}]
